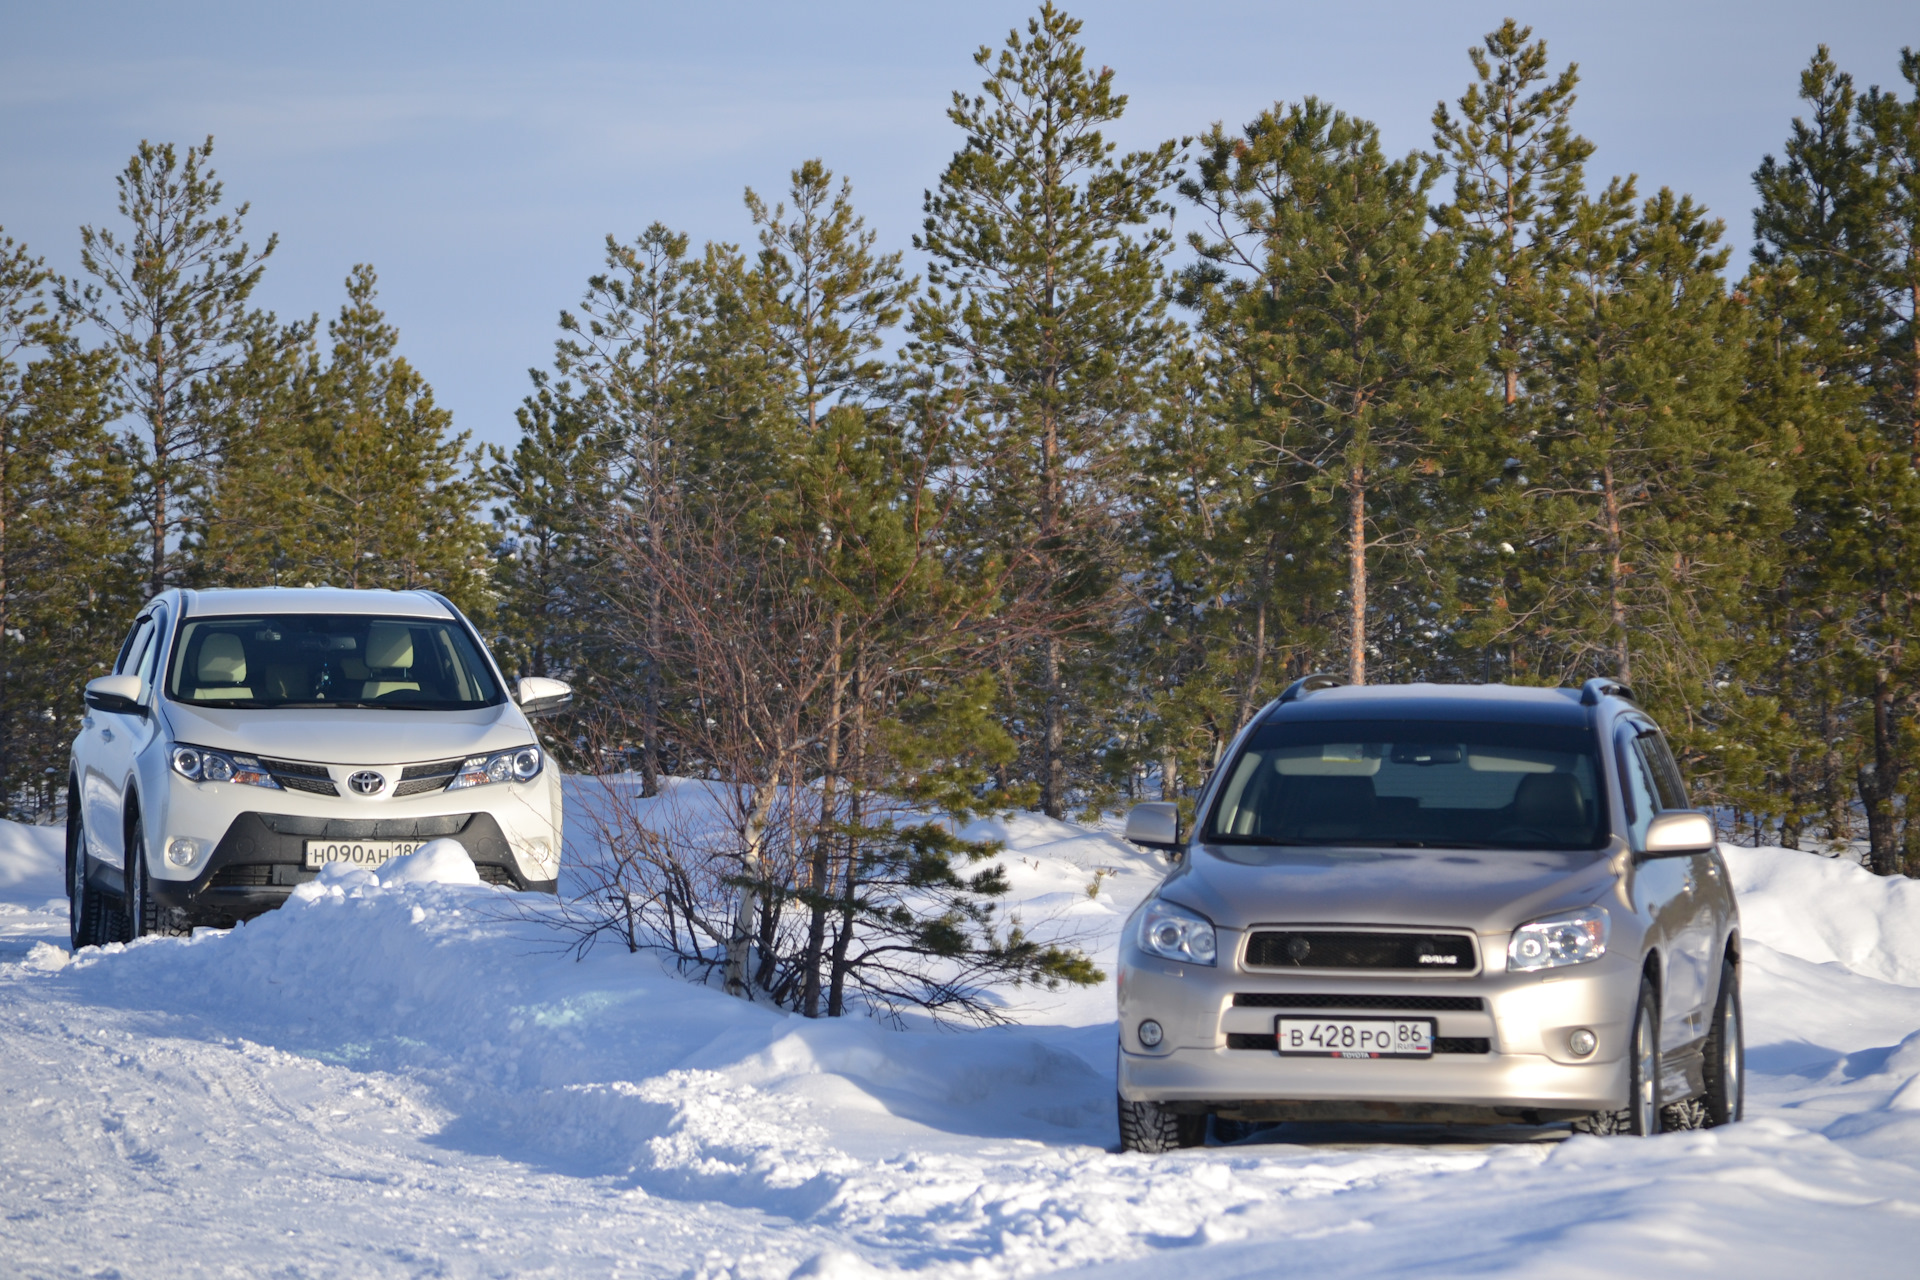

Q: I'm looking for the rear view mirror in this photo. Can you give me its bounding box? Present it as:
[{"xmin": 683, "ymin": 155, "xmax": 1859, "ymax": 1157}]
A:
[
  {"xmin": 84, "ymin": 674, "xmax": 146, "ymax": 716},
  {"xmin": 1643, "ymin": 809, "xmax": 1715, "ymax": 856},
  {"xmin": 513, "ymin": 676, "xmax": 573, "ymax": 718},
  {"xmin": 1124, "ymin": 802, "xmax": 1181, "ymax": 851}
]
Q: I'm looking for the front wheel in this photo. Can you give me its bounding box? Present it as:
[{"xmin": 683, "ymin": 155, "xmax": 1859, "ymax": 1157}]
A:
[
  {"xmin": 1572, "ymin": 975, "xmax": 1661, "ymax": 1136},
  {"xmin": 1701, "ymin": 954, "xmax": 1744, "ymax": 1126},
  {"xmin": 69, "ymin": 813, "xmax": 113, "ymax": 950},
  {"xmin": 1118, "ymin": 1094, "xmax": 1206, "ymax": 1153}
]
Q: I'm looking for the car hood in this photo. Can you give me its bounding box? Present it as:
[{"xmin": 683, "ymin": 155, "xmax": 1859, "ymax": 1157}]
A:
[
  {"xmin": 157, "ymin": 700, "xmax": 534, "ymax": 766},
  {"xmin": 1163, "ymin": 842, "xmax": 1625, "ymax": 935}
]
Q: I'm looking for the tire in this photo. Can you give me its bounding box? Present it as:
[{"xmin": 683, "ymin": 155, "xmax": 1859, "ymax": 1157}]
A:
[
  {"xmin": 68, "ymin": 812, "xmax": 112, "ymax": 950},
  {"xmin": 125, "ymin": 815, "xmax": 190, "ymax": 940},
  {"xmin": 1701, "ymin": 954, "xmax": 1744, "ymax": 1127},
  {"xmin": 1118, "ymin": 1094, "xmax": 1207, "ymax": 1153},
  {"xmin": 1573, "ymin": 975, "xmax": 1661, "ymax": 1137}
]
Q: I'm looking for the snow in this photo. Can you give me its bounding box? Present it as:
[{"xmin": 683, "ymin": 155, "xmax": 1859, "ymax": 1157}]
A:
[{"xmin": 3, "ymin": 802, "xmax": 1919, "ymax": 1277}]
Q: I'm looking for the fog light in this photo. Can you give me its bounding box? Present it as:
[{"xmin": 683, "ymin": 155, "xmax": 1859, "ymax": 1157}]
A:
[
  {"xmin": 1137, "ymin": 1019, "xmax": 1164, "ymax": 1049},
  {"xmin": 165, "ymin": 838, "xmax": 199, "ymax": 867},
  {"xmin": 1569, "ymin": 1028, "xmax": 1598, "ymax": 1057}
]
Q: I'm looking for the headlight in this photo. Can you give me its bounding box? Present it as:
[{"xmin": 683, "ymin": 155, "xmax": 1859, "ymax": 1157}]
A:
[
  {"xmin": 1508, "ymin": 907, "xmax": 1610, "ymax": 972},
  {"xmin": 448, "ymin": 745, "xmax": 543, "ymax": 790},
  {"xmin": 169, "ymin": 744, "xmax": 280, "ymax": 789},
  {"xmin": 1136, "ymin": 898, "xmax": 1218, "ymax": 967}
]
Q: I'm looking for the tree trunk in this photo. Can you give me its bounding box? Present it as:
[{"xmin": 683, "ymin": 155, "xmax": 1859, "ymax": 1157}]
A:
[
  {"xmin": 802, "ymin": 616, "xmax": 846, "ymax": 1017},
  {"xmin": 1159, "ymin": 749, "xmax": 1178, "ymax": 803},
  {"xmin": 1859, "ymin": 668, "xmax": 1904, "ymax": 876},
  {"xmin": 724, "ymin": 779, "xmax": 779, "ymax": 997},
  {"xmin": 1821, "ymin": 669, "xmax": 1849, "ymax": 844},
  {"xmin": 826, "ymin": 659, "xmax": 865, "ymax": 1016},
  {"xmin": 1347, "ymin": 462, "xmax": 1367, "ymax": 685},
  {"xmin": 1601, "ymin": 461, "xmax": 1631, "ymax": 684},
  {"xmin": 1043, "ymin": 632, "xmax": 1064, "ymax": 817},
  {"xmin": 1236, "ymin": 591, "xmax": 1267, "ymax": 728}
]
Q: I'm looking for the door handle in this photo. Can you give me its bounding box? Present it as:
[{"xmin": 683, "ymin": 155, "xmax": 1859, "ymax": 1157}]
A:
[{"xmin": 100, "ymin": 727, "xmax": 114, "ymax": 743}]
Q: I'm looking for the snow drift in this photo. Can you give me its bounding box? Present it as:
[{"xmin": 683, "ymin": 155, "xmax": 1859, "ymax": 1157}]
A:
[{"xmin": 3, "ymin": 808, "xmax": 1920, "ymax": 1278}]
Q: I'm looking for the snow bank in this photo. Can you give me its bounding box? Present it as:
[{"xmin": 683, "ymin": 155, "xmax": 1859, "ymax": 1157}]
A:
[
  {"xmin": 5, "ymin": 814, "xmax": 1920, "ymax": 1277},
  {"xmin": 0, "ymin": 819, "xmax": 62, "ymax": 902},
  {"xmin": 1724, "ymin": 844, "xmax": 1920, "ymax": 986}
]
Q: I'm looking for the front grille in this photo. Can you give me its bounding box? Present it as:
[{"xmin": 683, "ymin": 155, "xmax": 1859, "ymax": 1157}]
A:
[
  {"xmin": 1244, "ymin": 930, "xmax": 1478, "ymax": 972},
  {"xmin": 211, "ymin": 864, "xmax": 274, "ymax": 887},
  {"xmin": 1233, "ymin": 993, "xmax": 1484, "ymax": 1012},
  {"xmin": 1225, "ymin": 1033, "xmax": 1492, "ymax": 1054},
  {"xmin": 476, "ymin": 864, "xmax": 515, "ymax": 887},
  {"xmin": 395, "ymin": 758, "xmax": 465, "ymax": 797},
  {"xmin": 261, "ymin": 757, "xmax": 339, "ymax": 797}
]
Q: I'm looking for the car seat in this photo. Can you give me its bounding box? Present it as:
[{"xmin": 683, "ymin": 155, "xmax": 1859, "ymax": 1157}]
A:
[
  {"xmin": 361, "ymin": 623, "xmax": 421, "ymax": 700},
  {"xmin": 191, "ymin": 633, "xmax": 253, "ymax": 700},
  {"xmin": 1508, "ymin": 772, "xmax": 1591, "ymax": 843}
]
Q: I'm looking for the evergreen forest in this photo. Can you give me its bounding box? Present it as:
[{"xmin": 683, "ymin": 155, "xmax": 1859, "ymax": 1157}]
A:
[{"xmin": 7, "ymin": 8, "xmax": 1920, "ymax": 1006}]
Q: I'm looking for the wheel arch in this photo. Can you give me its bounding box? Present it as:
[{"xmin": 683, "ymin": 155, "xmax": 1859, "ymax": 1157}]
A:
[{"xmin": 122, "ymin": 785, "xmax": 147, "ymax": 868}]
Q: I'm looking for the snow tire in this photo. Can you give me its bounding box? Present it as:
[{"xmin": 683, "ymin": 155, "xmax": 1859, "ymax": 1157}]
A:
[
  {"xmin": 69, "ymin": 812, "xmax": 114, "ymax": 950},
  {"xmin": 1701, "ymin": 954, "xmax": 1744, "ymax": 1127},
  {"xmin": 1118, "ymin": 1094, "xmax": 1206, "ymax": 1153},
  {"xmin": 126, "ymin": 816, "xmax": 190, "ymax": 940}
]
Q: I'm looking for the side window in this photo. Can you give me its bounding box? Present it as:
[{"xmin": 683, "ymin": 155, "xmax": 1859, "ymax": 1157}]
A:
[
  {"xmin": 1616, "ymin": 724, "xmax": 1659, "ymax": 850},
  {"xmin": 135, "ymin": 610, "xmax": 168, "ymax": 694},
  {"xmin": 1640, "ymin": 732, "xmax": 1690, "ymax": 810},
  {"xmin": 114, "ymin": 618, "xmax": 152, "ymax": 674}
]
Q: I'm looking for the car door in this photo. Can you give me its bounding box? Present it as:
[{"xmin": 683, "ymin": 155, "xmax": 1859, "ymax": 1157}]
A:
[
  {"xmin": 1616, "ymin": 719, "xmax": 1701, "ymax": 1051},
  {"xmin": 1639, "ymin": 727, "xmax": 1720, "ymax": 1043},
  {"xmin": 80, "ymin": 610, "xmax": 160, "ymax": 888}
]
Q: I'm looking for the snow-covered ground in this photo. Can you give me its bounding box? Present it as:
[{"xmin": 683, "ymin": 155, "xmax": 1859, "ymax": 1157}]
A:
[{"xmin": 4, "ymin": 796, "xmax": 1920, "ymax": 1278}]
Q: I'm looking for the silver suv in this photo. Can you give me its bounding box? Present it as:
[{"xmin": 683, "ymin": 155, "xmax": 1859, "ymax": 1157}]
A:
[{"xmin": 1116, "ymin": 677, "xmax": 1740, "ymax": 1150}]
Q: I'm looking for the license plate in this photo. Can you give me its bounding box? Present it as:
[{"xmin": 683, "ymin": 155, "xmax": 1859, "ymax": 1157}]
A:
[
  {"xmin": 303, "ymin": 839, "xmax": 424, "ymax": 870},
  {"xmin": 1276, "ymin": 1016, "xmax": 1435, "ymax": 1059}
]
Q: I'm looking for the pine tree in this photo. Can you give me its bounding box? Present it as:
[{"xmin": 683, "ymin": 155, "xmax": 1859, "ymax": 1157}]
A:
[
  {"xmin": 913, "ymin": 2, "xmax": 1179, "ymax": 814},
  {"xmin": 60, "ymin": 138, "xmax": 275, "ymax": 597},
  {"xmin": 1181, "ymin": 98, "xmax": 1484, "ymax": 686},
  {"xmin": 555, "ymin": 223, "xmax": 717, "ymax": 795},
  {"xmin": 743, "ymin": 160, "xmax": 914, "ymax": 436},
  {"xmin": 1752, "ymin": 47, "xmax": 1920, "ymax": 872},
  {"xmin": 300, "ymin": 266, "xmax": 485, "ymax": 603},
  {"xmin": 0, "ymin": 231, "xmax": 140, "ymax": 817},
  {"xmin": 1525, "ymin": 185, "xmax": 1788, "ymax": 777},
  {"xmin": 483, "ymin": 373, "xmax": 612, "ymax": 759}
]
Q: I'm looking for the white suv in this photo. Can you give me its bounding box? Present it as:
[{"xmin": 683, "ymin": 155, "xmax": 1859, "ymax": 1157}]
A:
[{"xmin": 65, "ymin": 587, "xmax": 572, "ymax": 946}]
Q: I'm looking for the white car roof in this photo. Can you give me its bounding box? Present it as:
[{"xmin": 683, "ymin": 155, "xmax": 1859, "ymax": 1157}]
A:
[{"xmin": 175, "ymin": 587, "xmax": 455, "ymax": 620}]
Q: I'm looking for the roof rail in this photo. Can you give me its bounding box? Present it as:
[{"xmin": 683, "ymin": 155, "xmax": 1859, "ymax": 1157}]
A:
[
  {"xmin": 1277, "ymin": 672, "xmax": 1349, "ymax": 704},
  {"xmin": 1580, "ymin": 676, "xmax": 1635, "ymax": 706}
]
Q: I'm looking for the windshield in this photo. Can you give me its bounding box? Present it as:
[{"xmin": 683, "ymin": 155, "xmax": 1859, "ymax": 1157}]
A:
[
  {"xmin": 1205, "ymin": 718, "xmax": 1608, "ymax": 851},
  {"xmin": 166, "ymin": 614, "xmax": 503, "ymax": 711}
]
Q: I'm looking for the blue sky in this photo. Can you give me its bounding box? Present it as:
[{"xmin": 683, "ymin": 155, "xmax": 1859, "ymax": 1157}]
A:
[{"xmin": 3, "ymin": 1, "xmax": 1914, "ymax": 451}]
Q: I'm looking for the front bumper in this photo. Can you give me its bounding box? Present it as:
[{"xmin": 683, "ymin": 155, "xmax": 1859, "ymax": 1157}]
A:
[
  {"xmin": 1117, "ymin": 941, "xmax": 1642, "ymax": 1118},
  {"xmin": 149, "ymin": 810, "xmax": 557, "ymax": 922},
  {"xmin": 1119, "ymin": 1046, "xmax": 1627, "ymax": 1121},
  {"xmin": 139, "ymin": 760, "xmax": 562, "ymax": 923}
]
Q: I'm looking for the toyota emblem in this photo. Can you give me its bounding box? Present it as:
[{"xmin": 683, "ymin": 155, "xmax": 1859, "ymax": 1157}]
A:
[{"xmin": 347, "ymin": 770, "xmax": 386, "ymax": 797}]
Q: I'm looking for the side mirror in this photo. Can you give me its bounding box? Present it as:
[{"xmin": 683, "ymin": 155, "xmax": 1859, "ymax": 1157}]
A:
[
  {"xmin": 84, "ymin": 673, "xmax": 147, "ymax": 716},
  {"xmin": 514, "ymin": 676, "xmax": 573, "ymax": 718},
  {"xmin": 1124, "ymin": 802, "xmax": 1182, "ymax": 851},
  {"xmin": 1642, "ymin": 809, "xmax": 1715, "ymax": 857}
]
